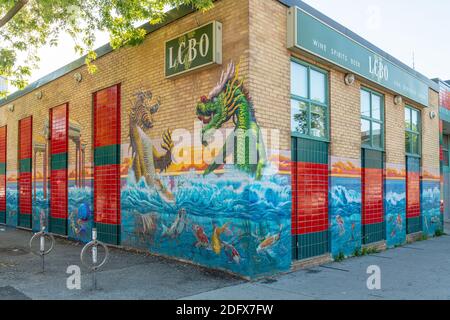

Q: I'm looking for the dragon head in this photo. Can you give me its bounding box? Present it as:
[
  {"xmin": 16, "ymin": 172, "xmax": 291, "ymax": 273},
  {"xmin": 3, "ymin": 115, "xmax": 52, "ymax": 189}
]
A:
[{"xmin": 196, "ymin": 62, "xmax": 245, "ymax": 146}]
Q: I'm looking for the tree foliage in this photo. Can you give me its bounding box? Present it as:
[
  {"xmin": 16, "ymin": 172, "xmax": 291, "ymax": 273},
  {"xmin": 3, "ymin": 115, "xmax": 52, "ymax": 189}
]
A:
[{"xmin": 0, "ymin": 0, "xmax": 214, "ymax": 97}]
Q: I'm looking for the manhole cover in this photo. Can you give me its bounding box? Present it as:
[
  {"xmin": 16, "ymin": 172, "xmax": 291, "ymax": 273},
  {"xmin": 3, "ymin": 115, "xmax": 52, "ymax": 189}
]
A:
[
  {"xmin": 0, "ymin": 286, "xmax": 31, "ymax": 300},
  {"xmin": 0, "ymin": 247, "xmax": 29, "ymax": 256}
]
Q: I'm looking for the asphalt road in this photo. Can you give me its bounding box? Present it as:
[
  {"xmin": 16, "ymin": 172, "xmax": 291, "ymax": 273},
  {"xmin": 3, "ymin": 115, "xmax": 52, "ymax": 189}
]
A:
[{"xmin": 1, "ymin": 224, "xmax": 450, "ymax": 300}]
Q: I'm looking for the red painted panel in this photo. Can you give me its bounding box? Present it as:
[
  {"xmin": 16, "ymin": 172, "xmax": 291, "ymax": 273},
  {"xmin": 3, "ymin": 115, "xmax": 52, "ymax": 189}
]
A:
[
  {"xmin": 440, "ymin": 87, "xmax": 450, "ymax": 110},
  {"xmin": 362, "ymin": 168, "xmax": 384, "ymax": 225},
  {"xmin": 50, "ymin": 104, "xmax": 68, "ymax": 220},
  {"xmin": 50, "ymin": 104, "xmax": 68, "ymax": 155},
  {"xmin": 18, "ymin": 118, "xmax": 32, "ymax": 215},
  {"xmin": 19, "ymin": 117, "xmax": 32, "ymax": 160},
  {"xmin": 0, "ymin": 175, "xmax": 5, "ymax": 213},
  {"xmin": 94, "ymin": 84, "xmax": 121, "ymax": 226},
  {"xmin": 407, "ymin": 171, "xmax": 421, "ymax": 218},
  {"xmin": 291, "ymin": 161, "xmax": 297, "ymax": 235},
  {"xmin": 93, "ymin": 85, "xmax": 120, "ymax": 148},
  {"xmin": 94, "ymin": 164, "xmax": 121, "ymax": 225},
  {"xmin": 50, "ymin": 169, "xmax": 68, "ymax": 219},
  {"xmin": 0, "ymin": 126, "xmax": 6, "ymax": 214},
  {"xmin": 0, "ymin": 126, "xmax": 6, "ymax": 163},
  {"xmin": 292, "ymin": 162, "xmax": 329, "ymax": 235}
]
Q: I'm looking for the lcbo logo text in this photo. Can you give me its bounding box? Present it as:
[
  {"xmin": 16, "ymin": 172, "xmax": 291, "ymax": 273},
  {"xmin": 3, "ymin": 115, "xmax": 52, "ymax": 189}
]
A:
[
  {"xmin": 167, "ymin": 33, "xmax": 210, "ymax": 70},
  {"xmin": 369, "ymin": 55, "xmax": 389, "ymax": 82}
]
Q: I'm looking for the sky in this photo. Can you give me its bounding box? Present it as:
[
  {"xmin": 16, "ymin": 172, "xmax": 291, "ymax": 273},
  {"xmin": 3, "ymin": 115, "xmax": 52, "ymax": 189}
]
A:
[{"xmin": 9, "ymin": 0, "xmax": 450, "ymax": 93}]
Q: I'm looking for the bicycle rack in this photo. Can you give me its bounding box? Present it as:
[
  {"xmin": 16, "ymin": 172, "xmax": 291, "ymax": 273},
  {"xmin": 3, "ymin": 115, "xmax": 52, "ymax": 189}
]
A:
[
  {"xmin": 80, "ymin": 228, "xmax": 109, "ymax": 290},
  {"xmin": 29, "ymin": 226, "xmax": 55, "ymax": 273}
]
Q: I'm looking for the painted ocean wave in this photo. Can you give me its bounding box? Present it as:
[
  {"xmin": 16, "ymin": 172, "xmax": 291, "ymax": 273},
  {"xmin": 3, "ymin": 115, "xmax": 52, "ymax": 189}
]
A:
[{"xmin": 121, "ymin": 169, "xmax": 291, "ymax": 222}]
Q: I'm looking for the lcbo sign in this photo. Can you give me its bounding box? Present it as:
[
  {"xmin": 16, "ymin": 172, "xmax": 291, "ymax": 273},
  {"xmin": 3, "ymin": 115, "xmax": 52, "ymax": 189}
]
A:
[
  {"xmin": 165, "ymin": 21, "xmax": 222, "ymax": 78},
  {"xmin": 287, "ymin": 7, "xmax": 430, "ymax": 106}
]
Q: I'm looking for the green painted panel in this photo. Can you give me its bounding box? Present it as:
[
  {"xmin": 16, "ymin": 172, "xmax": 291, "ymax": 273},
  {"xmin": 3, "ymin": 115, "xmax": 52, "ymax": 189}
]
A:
[
  {"xmin": 362, "ymin": 149, "xmax": 384, "ymax": 169},
  {"xmin": 18, "ymin": 213, "xmax": 31, "ymax": 229},
  {"xmin": 407, "ymin": 217, "xmax": 422, "ymax": 234},
  {"xmin": 49, "ymin": 216, "xmax": 67, "ymax": 235},
  {"xmin": 19, "ymin": 158, "xmax": 31, "ymax": 173},
  {"xmin": 296, "ymin": 231, "xmax": 329, "ymax": 260},
  {"xmin": 289, "ymin": 7, "xmax": 430, "ymax": 106},
  {"xmin": 94, "ymin": 144, "xmax": 120, "ymax": 166},
  {"xmin": 51, "ymin": 153, "xmax": 68, "ymax": 171},
  {"xmin": 362, "ymin": 222, "xmax": 385, "ymax": 244},
  {"xmin": 0, "ymin": 211, "xmax": 5, "ymax": 224},
  {"xmin": 440, "ymin": 107, "xmax": 450, "ymax": 123},
  {"xmin": 95, "ymin": 222, "xmax": 121, "ymax": 245},
  {"xmin": 0, "ymin": 163, "xmax": 5, "ymax": 175},
  {"xmin": 293, "ymin": 137, "xmax": 328, "ymax": 164},
  {"xmin": 165, "ymin": 21, "xmax": 222, "ymax": 78}
]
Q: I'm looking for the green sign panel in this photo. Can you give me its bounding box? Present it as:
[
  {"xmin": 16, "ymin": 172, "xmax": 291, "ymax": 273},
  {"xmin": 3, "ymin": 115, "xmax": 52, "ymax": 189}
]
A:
[
  {"xmin": 287, "ymin": 7, "xmax": 430, "ymax": 106},
  {"xmin": 165, "ymin": 21, "xmax": 222, "ymax": 78}
]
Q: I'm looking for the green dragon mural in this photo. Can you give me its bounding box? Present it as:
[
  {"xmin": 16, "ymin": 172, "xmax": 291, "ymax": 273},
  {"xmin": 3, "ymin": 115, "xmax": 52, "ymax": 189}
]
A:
[
  {"xmin": 196, "ymin": 62, "xmax": 266, "ymax": 180},
  {"xmin": 129, "ymin": 89, "xmax": 174, "ymax": 202}
]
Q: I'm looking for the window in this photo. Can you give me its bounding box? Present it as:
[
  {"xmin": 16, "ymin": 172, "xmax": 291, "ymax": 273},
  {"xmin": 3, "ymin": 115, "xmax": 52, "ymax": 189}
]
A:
[
  {"xmin": 291, "ymin": 60, "xmax": 328, "ymax": 140},
  {"xmin": 360, "ymin": 88, "xmax": 384, "ymax": 150},
  {"xmin": 405, "ymin": 106, "xmax": 421, "ymax": 156}
]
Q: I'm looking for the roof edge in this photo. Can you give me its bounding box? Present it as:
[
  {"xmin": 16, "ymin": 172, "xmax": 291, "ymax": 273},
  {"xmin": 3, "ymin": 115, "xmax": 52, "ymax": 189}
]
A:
[
  {"xmin": 0, "ymin": 4, "xmax": 195, "ymax": 108},
  {"xmin": 1, "ymin": 0, "xmax": 441, "ymax": 107}
]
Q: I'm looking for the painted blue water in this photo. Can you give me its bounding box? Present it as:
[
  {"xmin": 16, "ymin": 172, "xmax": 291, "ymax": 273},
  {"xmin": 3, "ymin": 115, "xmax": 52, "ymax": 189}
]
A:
[
  {"xmin": 121, "ymin": 168, "xmax": 291, "ymax": 277},
  {"xmin": 385, "ymin": 179, "xmax": 406, "ymax": 247},
  {"xmin": 422, "ymin": 181, "xmax": 441, "ymax": 236},
  {"xmin": 330, "ymin": 177, "xmax": 362, "ymax": 257}
]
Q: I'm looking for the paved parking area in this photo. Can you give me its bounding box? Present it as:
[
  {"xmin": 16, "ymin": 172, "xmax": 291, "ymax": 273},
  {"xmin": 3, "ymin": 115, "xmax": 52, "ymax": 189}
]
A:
[
  {"xmin": 2, "ymin": 224, "xmax": 450, "ymax": 300},
  {"xmin": 0, "ymin": 226, "xmax": 242, "ymax": 300}
]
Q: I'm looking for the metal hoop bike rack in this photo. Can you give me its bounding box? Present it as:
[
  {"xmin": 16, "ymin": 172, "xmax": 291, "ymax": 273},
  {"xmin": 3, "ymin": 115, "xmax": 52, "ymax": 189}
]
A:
[
  {"xmin": 80, "ymin": 228, "xmax": 109, "ymax": 290},
  {"xmin": 29, "ymin": 226, "xmax": 55, "ymax": 273}
]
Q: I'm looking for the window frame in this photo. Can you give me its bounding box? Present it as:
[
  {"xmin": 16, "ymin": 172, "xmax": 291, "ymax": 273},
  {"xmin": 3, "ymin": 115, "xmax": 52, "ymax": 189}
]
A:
[
  {"xmin": 405, "ymin": 105, "xmax": 422, "ymax": 157},
  {"xmin": 290, "ymin": 58, "xmax": 329, "ymax": 142},
  {"xmin": 360, "ymin": 87, "xmax": 385, "ymax": 151}
]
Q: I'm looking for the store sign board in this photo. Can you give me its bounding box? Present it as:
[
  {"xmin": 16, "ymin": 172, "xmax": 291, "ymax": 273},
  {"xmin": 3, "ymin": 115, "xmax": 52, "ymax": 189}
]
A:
[
  {"xmin": 287, "ymin": 7, "xmax": 430, "ymax": 106},
  {"xmin": 165, "ymin": 21, "xmax": 222, "ymax": 78}
]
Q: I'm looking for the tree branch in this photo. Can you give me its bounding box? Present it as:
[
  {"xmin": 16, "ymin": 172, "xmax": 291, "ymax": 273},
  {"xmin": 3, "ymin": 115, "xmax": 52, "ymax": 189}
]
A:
[{"xmin": 0, "ymin": 0, "xmax": 29, "ymax": 29}]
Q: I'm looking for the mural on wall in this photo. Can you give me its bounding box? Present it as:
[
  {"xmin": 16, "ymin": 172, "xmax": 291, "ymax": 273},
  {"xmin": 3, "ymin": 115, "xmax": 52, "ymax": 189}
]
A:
[
  {"xmin": 330, "ymin": 157, "xmax": 362, "ymax": 257},
  {"xmin": 422, "ymin": 168, "xmax": 442, "ymax": 237},
  {"xmin": 32, "ymin": 134, "xmax": 48, "ymax": 232},
  {"xmin": 385, "ymin": 164, "xmax": 406, "ymax": 248},
  {"xmin": 30, "ymin": 117, "xmax": 93, "ymax": 241},
  {"xmin": 6, "ymin": 173, "xmax": 18, "ymax": 227},
  {"xmin": 196, "ymin": 62, "xmax": 266, "ymax": 180},
  {"xmin": 129, "ymin": 89, "xmax": 174, "ymax": 203},
  {"xmin": 121, "ymin": 61, "xmax": 291, "ymax": 277}
]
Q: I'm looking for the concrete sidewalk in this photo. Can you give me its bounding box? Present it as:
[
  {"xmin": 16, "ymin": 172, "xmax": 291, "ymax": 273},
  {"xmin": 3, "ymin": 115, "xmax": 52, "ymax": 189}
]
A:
[
  {"xmin": 185, "ymin": 224, "xmax": 450, "ymax": 300},
  {"xmin": 1, "ymin": 225, "xmax": 450, "ymax": 300}
]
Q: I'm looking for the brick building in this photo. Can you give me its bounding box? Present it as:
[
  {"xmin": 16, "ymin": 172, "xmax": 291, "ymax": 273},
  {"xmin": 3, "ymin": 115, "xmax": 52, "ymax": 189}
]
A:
[{"xmin": 0, "ymin": 0, "xmax": 443, "ymax": 278}]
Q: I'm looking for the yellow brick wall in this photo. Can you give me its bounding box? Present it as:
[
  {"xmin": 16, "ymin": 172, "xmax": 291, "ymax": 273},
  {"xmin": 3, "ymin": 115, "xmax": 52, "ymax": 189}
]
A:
[
  {"xmin": 247, "ymin": 0, "xmax": 440, "ymax": 172},
  {"xmin": 329, "ymin": 70, "xmax": 361, "ymax": 160},
  {"xmin": 421, "ymin": 89, "xmax": 440, "ymax": 172},
  {"xmin": 384, "ymin": 90, "xmax": 405, "ymax": 166},
  {"xmin": 0, "ymin": 0, "xmax": 250, "ymax": 176},
  {"xmin": 248, "ymin": 0, "xmax": 291, "ymax": 151},
  {"xmin": 0, "ymin": 0, "xmax": 441, "ymax": 175}
]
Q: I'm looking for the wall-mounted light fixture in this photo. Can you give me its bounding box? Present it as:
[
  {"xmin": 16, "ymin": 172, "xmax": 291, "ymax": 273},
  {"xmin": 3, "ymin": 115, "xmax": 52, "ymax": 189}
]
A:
[
  {"xmin": 394, "ymin": 95, "xmax": 403, "ymax": 105},
  {"xmin": 74, "ymin": 72, "xmax": 82, "ymax": 83},
  {"xmin": 344, "ymin": 73, "xmax": 355, "ymax": 86},
  {"xmin": 429, "ymin": 111, "xmax": 437, "ymax": 120},
  {"xmin": 7, "ymin": 104, "xmax": 14, "ymax": 112},
  {"xmin": 35, "ymin": 91, "xmax": 43, "ymax": 100}
]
